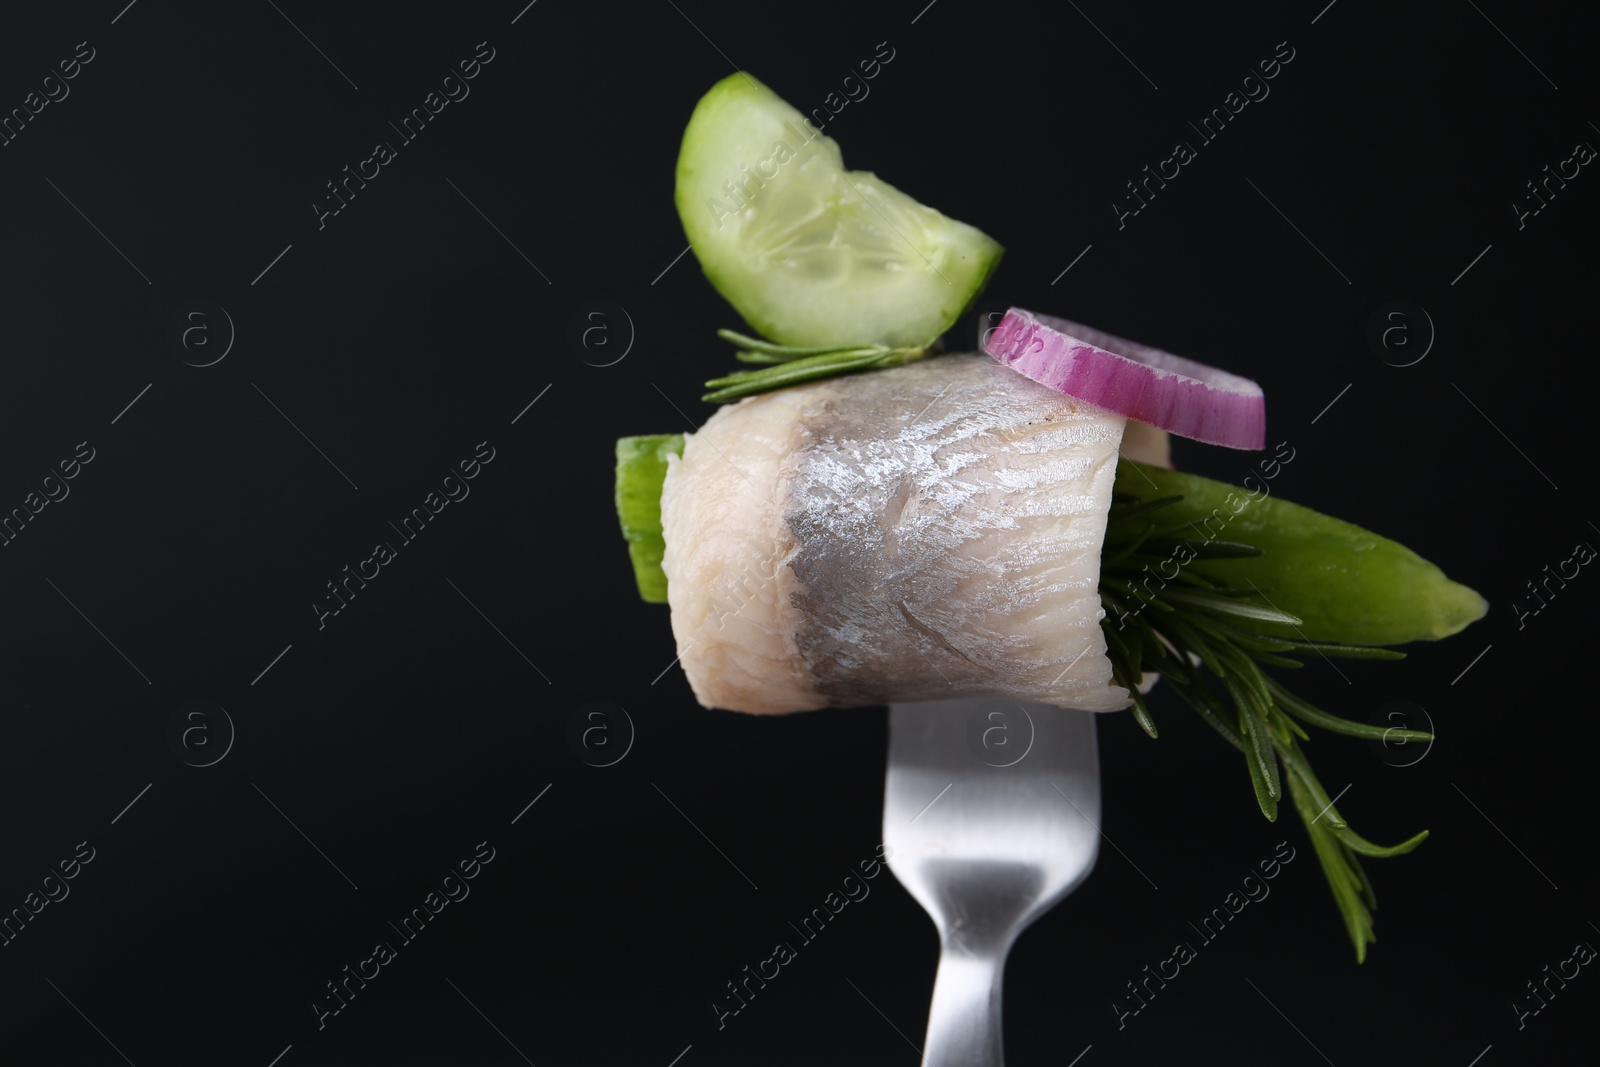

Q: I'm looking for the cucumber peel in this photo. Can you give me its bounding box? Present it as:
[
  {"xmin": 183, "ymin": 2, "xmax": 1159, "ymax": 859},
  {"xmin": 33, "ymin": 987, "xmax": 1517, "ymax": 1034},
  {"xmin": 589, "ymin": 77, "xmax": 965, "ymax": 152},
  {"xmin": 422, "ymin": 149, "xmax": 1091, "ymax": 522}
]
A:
[
  {"xmin": 1114, "ymin": 460, "xmax": 1487, "ymax": 645},
  {"xmin": 615, "ymin": 434, "xmax": 684, "ymax": 603},
  {"xmin": 675, "ymin": 73, "xmax": 1002, "ymax": 349}
]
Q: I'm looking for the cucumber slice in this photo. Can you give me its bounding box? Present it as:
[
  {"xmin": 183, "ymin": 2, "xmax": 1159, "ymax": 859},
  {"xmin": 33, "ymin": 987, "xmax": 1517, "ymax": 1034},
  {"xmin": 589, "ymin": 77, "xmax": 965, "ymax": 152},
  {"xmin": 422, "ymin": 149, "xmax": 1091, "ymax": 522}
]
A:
[
  {"xmin": 675, "ymin": 73, "xmax": 1003, "ymax": 349},
  {"xmin": 615, "ymin": 434, "xmax": 684, "ymax": 603}
]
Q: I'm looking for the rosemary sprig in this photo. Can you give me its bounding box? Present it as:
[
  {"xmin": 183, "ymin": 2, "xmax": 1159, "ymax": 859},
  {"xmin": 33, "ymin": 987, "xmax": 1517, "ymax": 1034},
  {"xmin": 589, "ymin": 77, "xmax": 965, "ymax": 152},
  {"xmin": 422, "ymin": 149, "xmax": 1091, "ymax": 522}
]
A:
[
  {"xmin": 1099, "ymin": 480, "xmax": 1429, "ymax": 963},
  {"xmin": 702, "ymin": 329, "xmax": 937, "ymax": 403}
]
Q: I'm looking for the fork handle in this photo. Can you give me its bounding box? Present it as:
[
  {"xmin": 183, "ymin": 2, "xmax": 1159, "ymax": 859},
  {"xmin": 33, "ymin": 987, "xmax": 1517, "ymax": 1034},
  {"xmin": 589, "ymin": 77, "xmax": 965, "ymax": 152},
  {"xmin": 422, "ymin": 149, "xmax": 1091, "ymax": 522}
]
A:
[{"xmin": 921, "ymin": 944, "xmax": 1006, "ymax": 1066}]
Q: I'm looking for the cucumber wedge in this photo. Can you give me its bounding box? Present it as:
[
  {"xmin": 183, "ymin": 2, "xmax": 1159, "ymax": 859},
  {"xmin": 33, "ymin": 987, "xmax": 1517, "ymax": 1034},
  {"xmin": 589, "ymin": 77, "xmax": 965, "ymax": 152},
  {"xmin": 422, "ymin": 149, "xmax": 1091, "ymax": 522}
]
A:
[
  {"xmin": 615, "ymin": 434, "xmax": 684, "ymax": 603},
  {"xmin": 1115, "ymin": 461, "xmax": 1488, "ymax": 645},
  {"xmin": 675, "ymin": 73, "xmax": 1002, "ymax": 349}
]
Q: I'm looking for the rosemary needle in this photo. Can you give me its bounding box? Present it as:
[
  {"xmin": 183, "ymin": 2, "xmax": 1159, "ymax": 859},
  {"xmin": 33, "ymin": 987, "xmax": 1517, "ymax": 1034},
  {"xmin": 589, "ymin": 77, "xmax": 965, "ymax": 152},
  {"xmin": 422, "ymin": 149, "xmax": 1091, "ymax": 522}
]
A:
[
  {"xmin": 703, "ymin": 328, "xmax": 938, "ymax": 403},
  {"xmin": 1099, "ymin": 471, "xmax": 1430, "ymax": 963}
]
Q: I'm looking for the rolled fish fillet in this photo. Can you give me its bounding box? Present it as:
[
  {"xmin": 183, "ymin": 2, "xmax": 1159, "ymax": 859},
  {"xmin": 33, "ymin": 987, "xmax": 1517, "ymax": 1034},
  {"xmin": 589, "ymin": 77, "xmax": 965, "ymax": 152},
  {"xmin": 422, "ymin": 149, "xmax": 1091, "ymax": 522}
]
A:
[{"xmin": 660, "ymin": 353, "xmax": 1170, "ymax": 715}]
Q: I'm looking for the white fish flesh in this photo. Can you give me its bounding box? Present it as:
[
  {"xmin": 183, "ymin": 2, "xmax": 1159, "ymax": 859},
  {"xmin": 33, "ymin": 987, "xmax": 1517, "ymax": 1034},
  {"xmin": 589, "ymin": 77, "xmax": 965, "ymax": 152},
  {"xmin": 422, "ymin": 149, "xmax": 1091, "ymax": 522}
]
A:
[{"xmin": 659, "ymin": 353, "xmax": 1168, "ymax": 714}]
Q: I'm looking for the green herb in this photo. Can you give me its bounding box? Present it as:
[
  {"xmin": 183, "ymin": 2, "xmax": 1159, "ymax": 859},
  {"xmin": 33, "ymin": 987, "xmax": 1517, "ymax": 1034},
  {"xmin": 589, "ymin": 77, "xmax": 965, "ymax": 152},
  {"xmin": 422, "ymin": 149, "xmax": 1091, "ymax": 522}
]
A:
[
  {"xmin": 1100, "ymin": 468, "xmax": 1431, "ymax": 962},
  {"xmin": 702, "ymin": 329, "xmax": 937, "ymax": 403}
]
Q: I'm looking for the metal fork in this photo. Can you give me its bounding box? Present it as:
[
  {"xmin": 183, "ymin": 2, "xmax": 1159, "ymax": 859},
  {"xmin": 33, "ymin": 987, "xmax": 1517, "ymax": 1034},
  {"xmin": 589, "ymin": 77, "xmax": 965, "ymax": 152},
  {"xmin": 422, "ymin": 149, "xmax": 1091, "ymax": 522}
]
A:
[{"xmin": 883, "ymin": 698, "xmax": 1101, "ymax": 1067}]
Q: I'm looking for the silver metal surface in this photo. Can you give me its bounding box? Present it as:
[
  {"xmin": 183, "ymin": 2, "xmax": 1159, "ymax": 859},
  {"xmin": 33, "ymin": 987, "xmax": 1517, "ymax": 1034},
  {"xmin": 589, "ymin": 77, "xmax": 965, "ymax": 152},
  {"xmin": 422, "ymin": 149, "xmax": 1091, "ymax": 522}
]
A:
[{"xmin": 884, "ymin": 699, "xmax": 1101, "ymax": 1066}]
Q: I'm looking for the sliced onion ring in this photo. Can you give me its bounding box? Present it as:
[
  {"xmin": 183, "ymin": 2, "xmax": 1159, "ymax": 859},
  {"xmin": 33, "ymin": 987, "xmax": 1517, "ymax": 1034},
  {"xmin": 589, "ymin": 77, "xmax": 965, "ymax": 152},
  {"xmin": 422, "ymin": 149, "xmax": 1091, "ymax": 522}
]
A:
[{"xmin": 982, "ymin": 307, "xmax": 1266, "ymax": 450}]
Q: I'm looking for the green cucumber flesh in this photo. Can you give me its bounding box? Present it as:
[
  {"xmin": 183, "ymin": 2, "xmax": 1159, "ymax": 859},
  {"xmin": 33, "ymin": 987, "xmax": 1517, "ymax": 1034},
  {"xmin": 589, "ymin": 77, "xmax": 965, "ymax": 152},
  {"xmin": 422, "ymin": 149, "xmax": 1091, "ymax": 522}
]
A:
[
  {"xmin": 615, "ymin": 434, "xmax": 684, "ymax": 603},
  {"xmin": 675, "ymin": 73, "xmax": 1002, "ymax": 349}
]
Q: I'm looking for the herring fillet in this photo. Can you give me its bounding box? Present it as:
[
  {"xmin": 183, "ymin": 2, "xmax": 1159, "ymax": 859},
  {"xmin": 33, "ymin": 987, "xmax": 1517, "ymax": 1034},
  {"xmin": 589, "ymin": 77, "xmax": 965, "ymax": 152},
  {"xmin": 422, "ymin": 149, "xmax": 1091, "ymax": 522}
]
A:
[{"xmin": 661, "ymin": 354, "xmax": 1161, "ymax": 714}]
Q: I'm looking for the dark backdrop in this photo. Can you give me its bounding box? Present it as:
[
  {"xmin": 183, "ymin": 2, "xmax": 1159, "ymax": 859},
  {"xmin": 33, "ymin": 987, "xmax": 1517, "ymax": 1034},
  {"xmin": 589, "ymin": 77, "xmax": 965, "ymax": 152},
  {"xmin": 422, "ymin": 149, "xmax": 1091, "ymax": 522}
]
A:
[{"xmin": 1, "ymin": 1, "xmax": 1594, "ymax": 1064}]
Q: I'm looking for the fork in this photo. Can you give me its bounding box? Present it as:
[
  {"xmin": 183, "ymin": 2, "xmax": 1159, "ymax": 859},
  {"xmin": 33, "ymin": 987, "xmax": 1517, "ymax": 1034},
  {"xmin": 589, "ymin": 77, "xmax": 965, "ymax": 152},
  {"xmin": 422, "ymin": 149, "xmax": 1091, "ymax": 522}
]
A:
[{"xmin": 883, "ymin": 698, "xmax": 1101, "ymax": 1066}]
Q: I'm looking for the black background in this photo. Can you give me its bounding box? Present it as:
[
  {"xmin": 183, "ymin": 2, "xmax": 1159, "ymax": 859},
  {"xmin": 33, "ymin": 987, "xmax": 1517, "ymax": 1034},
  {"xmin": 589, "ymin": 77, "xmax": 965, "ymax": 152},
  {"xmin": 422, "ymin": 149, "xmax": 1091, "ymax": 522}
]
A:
[{"xmin": 1, "ymin": 1, "xmax": 1595, "ymax": 1064}]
